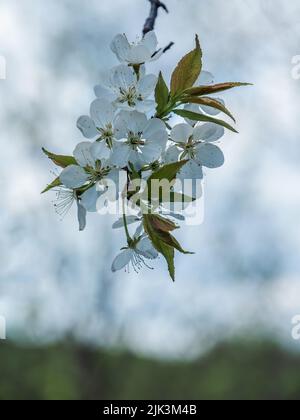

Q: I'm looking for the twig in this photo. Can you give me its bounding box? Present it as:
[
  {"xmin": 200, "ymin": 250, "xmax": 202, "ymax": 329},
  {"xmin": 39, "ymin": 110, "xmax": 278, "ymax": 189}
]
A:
[
  {"xmin": 162, "ymin": 41, "xmax": 174, "ymax": 53},
  {"xmin": 143, "ymin": 0, "xmax": 174, "ymax": 55},
  {"xmin": 143, "ymin": 0, "xmax": 168, "ymax": 35}
]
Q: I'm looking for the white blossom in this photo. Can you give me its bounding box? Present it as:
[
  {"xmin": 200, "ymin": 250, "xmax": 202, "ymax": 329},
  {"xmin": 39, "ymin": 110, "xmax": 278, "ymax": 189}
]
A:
[
  {"xmin": 94, "ymin": 65, "xmax": 157, "ymax": 112},
  {"xmin": 53, "ymin": 187, "xmax": 87, "ymax": 231},
  {"xmin": 77, "ymin": 99, "xmax": 117, "ymax": 148},
  {"xmin": 110, "ymin": 110, "xmax": 168, "ymax": 170},
  {"xmin": 110, "ymin": 31, "xmax": 162, "ymax": 65},
  {"xmin": 166, "ymin": 122, "xmax": 225, "ymax": 180},
  {"xmin": 197, "ymin": 70, "xmax": 215, "ymax": 86},
  {"xmin": 111, "ymin": 227, "xmax": 158, "ymax": 273},
  {"xmin": 59, "ymin": 141, "xmax": 110, "ymax": 189},
  {"xmin": 59, "ymin": 141, "xmax": 122, "ymax": 212}
]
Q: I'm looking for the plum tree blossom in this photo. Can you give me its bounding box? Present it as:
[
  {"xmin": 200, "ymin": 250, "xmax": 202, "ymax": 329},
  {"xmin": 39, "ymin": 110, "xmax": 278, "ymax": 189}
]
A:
[
  {"xmin": 110, "ymin": 31, "xmax": 162, "ymax": 65},
  {"xmin": 59, "ymin": 141, "xmax": 111, "ymax": 189},
  {"xmin": 110, "ymin": 110, "xmax": 167, "ymax": 169},
  {"xmin": 42, "ymin": 18, "xmax": 250, "ymax": 281},
  {"xmin": 165, "ymin": 122, "xmax": 225, "ymax": 180},
  {"xmin": 77, "ymin": 98, "xmax": 117, "ymax": 148},
  {"xmin": 112, "ymin": 225, "xmax": 159, "ymax": 273},
  {"xmin": 94, "ymin": 65, "xmax": 157, "ymax": 112}
]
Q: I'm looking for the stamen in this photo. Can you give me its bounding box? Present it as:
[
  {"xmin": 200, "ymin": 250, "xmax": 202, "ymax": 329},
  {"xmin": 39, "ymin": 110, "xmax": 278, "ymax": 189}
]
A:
[
  {"xmin": 53, "ymin": 187, "xmax": 76, "ymax": 220},
  {"xmin": 118, "ymin": 86, "xmax": 139, "ymax": 107}
]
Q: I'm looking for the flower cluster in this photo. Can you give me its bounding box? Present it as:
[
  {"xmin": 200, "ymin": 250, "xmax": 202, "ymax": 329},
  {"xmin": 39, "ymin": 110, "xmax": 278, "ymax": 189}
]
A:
[{"xmin": 42, "ymin": 32, "xmax": 250, "ymax": 281}]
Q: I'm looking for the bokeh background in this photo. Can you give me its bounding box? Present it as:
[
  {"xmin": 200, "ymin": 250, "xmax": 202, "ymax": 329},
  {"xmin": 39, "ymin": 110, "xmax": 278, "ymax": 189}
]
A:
[{"xmin": 1, "ymin": 0, "xmax": 300, "ymax": 400}]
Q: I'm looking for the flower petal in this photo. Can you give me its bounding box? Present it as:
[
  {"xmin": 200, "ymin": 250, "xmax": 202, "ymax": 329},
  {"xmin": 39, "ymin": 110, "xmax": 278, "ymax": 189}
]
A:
[
  {"xmin": 103, "ymin": 168, "xmax": 124, "ymax": 200},
  {"xmin": 60, "ymin": 165, "xmax": 90, "ymax": 189},
  {"xmin": 197, "ymin": 71, "xmax": 214, "ymax": 85},
  {"xmin": 164, "ymin": 145, "xmax": 180, "ymax": 164},
  {"xmin": 77, "ymin": 201, "xmax": 87, "ymax": 231},
  {"xmin": 77, "ymin": 116, "xmax": 98, "ymax": 139},
  {"xmin": 115, "ymin": 110, "xmax": 147, "ymax": 137},
  {"xmin": 90, "ymin": 98, "xmax": 115, "ymax": 128},
  {"xmin": 112, "ymin": 64, "xmax": 136, "ymax": 90},
  {"xmin": 140, "ymin": 142, "xmax": 162, "ymax": 164},
  {"xmin": 73, "ymin": 142, "xmax": 95, "ymax": 167},
  {"xmin": 143, "ymin": 118, "xmax": 166, "ymax": 140},
  {"xmin": 126, "ymin": 45, "xmax": 151, "ymax": 64},
  {"xmin": 94, "ymin": 84, "xmax": 116, "ymax": 102},
  {"xmin": 133, "ymin": 223, "xmax": 144, "ymax": 238},
  {"xmin": 195, "ymin": 143, "xmax": 225, "ymax": 168},
  {"xmin": 178, "ymin": 159, "xmax": 203, "ymax": 181},
  {"xmin": 136, "ymin": 238, "xmax": 158, "ymax": 259},
  {"xmin": 90, "ymin": 141, "xmax": 110, "ymax": 162},
  {"xmin": 193, "ymin": 123, "xmax": 225, "ymax": 142},
  {"xmin": 141, "ymin": 31, "xmax": 158, "ymax": 55},
  {"xmin": 110, "ymin": 142, "xmax": 131, "ymax": 167},
  {"xmin": 137, "ymin": 74, "xmax": 157, "ymax": 98},
  {"xmin": 128, "ymin": 150, "xmax": 143, "ymax": 169},
  {"xmin": 183, "ymin": 104, "xmax": 203, "ymax": 126},
  {"xmin": 135, "ymin": 99, "xmax": 156, "ymax": 113},
  {"xmin": 110, "ymin": 34, "xmax": 131, "ymax": 62},
  {"xmin": 80, "ymin": 185, "xmax": 104, "ymax": 212},
  {"xmin": 111, "ymin": 249, "xmax": 133, "ymax": 272},
  {"xmin": 170, "ymin": 123, "xmax": 193, "ymax": 143}
]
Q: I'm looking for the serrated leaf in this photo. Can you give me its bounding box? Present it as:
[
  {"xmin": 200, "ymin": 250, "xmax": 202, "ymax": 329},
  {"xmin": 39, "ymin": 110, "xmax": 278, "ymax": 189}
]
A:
[
  {"xmin": 170, "ymin": 35, "xmax": 202, "ymax": 97},
  {"xmin": 184, "ymin": 82, "xmax": 252, "ymax": 97},
  {"xmin": 41, "ymin": 177, "xmax": 62, "ymax": 194},
  {"xmin": 173, "ymin": 110, "xmax": 238, "ymax": 133},
  {"xmin": 169, "ymin": 192, "xmax": 196, "ymax": 203},
  {"xmin": 146, "ymin": 214, "xmax": 178, "ymax": 232},
  {"xmin": 157, "ymin": 241, "xmax": 175, "ymax": 281},
  {"xmin": 145, "ymin": 161, "xmax": 189, "ymax": 204},
  {"xmin": 144, "ymin": 215, "xmax": 175, "ymax": 281},
  {"xmin": 148, "ymin": 161, "xmax": 188, "ymax": 184},
  {"xmin": 143, "ymin": 214, "xmax": 194, "ymax": 281},
  {"xmin": 152, "ymin": 190, "xmax": 196, "ymax": 205},
  {"xmin": 156, "ymin": 229, "xmax": 194, "ymax": 255},
  {"xmin": 155, "ymin": 72, "xmax": 169, "ymax": 114},
  {"xmin": 42, "ymin": 147, "xmax": 77, "ymax": 168},
  {"xmin": 182, "ymin": 96, "xmax": 236, "ymax": 122}
]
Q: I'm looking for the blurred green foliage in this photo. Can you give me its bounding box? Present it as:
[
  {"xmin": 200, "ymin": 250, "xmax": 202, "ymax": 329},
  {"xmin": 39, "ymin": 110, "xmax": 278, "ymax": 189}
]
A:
[{"xmin": 0, "ymin": 340, "xmax": 300, "ymax": 400}]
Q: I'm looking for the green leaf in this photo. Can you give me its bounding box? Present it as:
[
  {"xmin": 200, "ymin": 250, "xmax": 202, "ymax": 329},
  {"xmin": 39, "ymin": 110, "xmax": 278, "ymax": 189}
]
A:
[
  {"xmin": 145, "ymin": 161, "xmax": 189, "ymax": 204},
  {"xmin": 41, "ymin": 177, "xmax": 62, "ymax": 194},
  {"xmin": 146, "ymin": 214, "xmax": 178, "ymax": 232},
  {"xmin": 169, "ymin": 192, "xmax": 196, "ymax": 203},
  {"xmin": 184, "ymin": 82, "xmax": 252, "ymax": 97},
  {"xmin": 143, "ymin": 214, "xmax": 194, "ymax": 281},
  {"xmin": 143, "ymin": 215, "xmax": 175, "ymax": 281},
  {"xmin": 148, "ymin": 161, "xmax": 188, "ymax": 184},
  {"xmin": 128, "ymin": 162, "xmax": 141, "ymax": 181},
  {"xmin": 170, "ymin": 35, "xmax": 202, "ymax": 97},
  {"xmin": 182, "ymin": 96, "xmax": 236, "ymax": 122},
  {"xmin": 173, "ymin": 109, "xmax": 238, "ymax": 133},
  {"xmin": 155, "ymin": 72, "xmax": 169, "ymax": 114},
  {"xmin": 150, "ymin": 190, "xmax": 196, "ymax": 205},
  {"xmin": 156, "ymin": 229, "xmax": 194, "ymax": 255},
  {"xmin": 42, "ymin": 147, "xmax": 77, "ymax": 168}
]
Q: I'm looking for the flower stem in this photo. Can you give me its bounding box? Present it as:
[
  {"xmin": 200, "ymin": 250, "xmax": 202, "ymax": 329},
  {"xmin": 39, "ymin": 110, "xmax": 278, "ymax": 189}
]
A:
[{"xmin": 122, "ymin": 198, "xmax": 132, "ymax": 246}]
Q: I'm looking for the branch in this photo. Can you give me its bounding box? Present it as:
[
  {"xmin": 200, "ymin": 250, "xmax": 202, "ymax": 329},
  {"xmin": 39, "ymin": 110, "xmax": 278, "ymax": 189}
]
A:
[
  {"xmin": 143, "ymin": 0, "xmax": 174, "ymax": 55},
  {"xmin": 143, "ymin": 0, "xmax": 168, "ymax": 36},
  {"xmin": 163, "ymin": 41, "xmax": 174, "ymax": 53}
]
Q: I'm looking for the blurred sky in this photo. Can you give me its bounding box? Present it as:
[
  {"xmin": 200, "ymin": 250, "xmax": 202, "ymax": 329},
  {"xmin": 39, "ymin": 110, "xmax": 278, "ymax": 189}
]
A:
[{"xmin": 1, "ymin": 0, "xmax": 300, "ymax": 359}]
